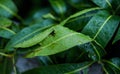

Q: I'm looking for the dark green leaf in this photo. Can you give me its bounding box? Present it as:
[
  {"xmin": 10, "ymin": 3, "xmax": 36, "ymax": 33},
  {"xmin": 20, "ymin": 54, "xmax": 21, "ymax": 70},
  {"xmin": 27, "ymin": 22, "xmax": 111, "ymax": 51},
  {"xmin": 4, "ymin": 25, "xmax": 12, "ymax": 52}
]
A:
[
  {"xmin": 82, "ymin": 10, "xmax": 120, "ymax": 47},
  {"xmin": 113, "ymin": 27, "xmax": 120, "ymax": 43},
  {"xmin": 49, "ymin": 0, "xmax": 66, "ymax": 15},
  {"xmin": 25, "ymin": 25, "xmax": 92, "ymax": 58},
  {"xmin": 68, "ymin": 0, "xmax": 95, "ymax": 9},
  {"xmin": 22, "ymin": 61, "xmax": 94, "ymax": 74},
  {"xmin": 92, "ymin": 0, "xmax": 112, "ymax": 8},
  {"xmin": 60, "ymin": 7, "xmax": 100, "ymax": 26}
]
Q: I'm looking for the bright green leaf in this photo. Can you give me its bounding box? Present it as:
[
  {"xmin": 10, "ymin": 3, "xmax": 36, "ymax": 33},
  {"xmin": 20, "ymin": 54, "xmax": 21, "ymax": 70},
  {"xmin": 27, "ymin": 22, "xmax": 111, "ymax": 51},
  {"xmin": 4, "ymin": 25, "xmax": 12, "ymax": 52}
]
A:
[
  {"xmin": 25, "ymin": 25, "xmax": 92, "ymax": 58},
  {"xmin": 5, "ymin": 19, "xmax": 54, "ymax": 51}
]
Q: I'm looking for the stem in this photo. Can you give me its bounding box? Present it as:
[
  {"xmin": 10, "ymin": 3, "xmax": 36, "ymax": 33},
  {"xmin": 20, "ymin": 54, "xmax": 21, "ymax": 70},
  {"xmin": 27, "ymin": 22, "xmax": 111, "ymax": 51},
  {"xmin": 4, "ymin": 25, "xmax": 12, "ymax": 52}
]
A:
[
  {"xmin": 0, "ymin": 52, "xmax": 13, "ymax": 57},
  {"xmin": 12, "ymin": 56, "xmax": 17, "ymax": 74}
]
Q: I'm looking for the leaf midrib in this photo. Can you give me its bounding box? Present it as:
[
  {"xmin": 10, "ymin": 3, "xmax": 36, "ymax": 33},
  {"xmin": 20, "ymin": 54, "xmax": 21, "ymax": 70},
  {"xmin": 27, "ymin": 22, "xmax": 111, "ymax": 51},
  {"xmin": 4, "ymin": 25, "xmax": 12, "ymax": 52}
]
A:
[
  {"xmin": 93, "ymin": 15, "xmax": 112, "ymax": 40},
  {"xmin": 35, "ymin": 33, "xmax": 90, "ymax": 51}
]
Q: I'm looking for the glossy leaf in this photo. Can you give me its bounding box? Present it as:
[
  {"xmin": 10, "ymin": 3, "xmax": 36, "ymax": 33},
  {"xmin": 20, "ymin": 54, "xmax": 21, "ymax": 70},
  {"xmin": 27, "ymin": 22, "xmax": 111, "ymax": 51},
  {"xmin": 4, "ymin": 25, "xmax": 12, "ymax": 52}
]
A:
[
  {"xmin": 0, "ymin": 0, "xmax": 18, "ymax": 18},
  {"xmin": 82, "ymin": 10, "xmax": 120, "ymax": 47},
  {"xmin": 49, "ymin": 0, "xmax": 66, "ymax": 15},
  {"xmin": 25, "ymin": 25, "xmax": 92, "ymax": 58},
  {"xmin": 5, "ymin": 19, "xmax": 54, "ymax": 51},
  {"xmin": 22, "ymin": 61, "xmax": 94, "ymax": 74}
]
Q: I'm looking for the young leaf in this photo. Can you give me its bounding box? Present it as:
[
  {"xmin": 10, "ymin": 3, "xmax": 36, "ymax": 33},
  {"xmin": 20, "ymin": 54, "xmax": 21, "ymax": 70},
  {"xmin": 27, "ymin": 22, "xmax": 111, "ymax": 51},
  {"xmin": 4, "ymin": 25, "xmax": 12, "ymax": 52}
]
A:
[
  {"xmin": 49, "ymin": 0, "xmax": 66, "ymax": 15},
  {"xmin": 25, "ymin": 25, "xmax": 92, "ymax": 58},
  {"xmin": 22, "ymin": 61, "xmax": 94, "ymax": 74},
  {"xmin": 82, "ymin": 10, "xmax": 120, "ymax": 47},
  {"xmin": 5, "ymin": 19, "xmax": 54, "ymax": 51},
  {"xmin": 0, "ymin": 0, "xmax": 18, "ymax": 18}
]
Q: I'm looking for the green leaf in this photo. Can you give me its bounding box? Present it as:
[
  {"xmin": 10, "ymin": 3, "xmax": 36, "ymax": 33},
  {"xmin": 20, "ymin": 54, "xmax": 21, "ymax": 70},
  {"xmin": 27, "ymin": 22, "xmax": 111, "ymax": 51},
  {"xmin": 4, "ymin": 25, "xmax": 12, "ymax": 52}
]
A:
[
  {"xmin": 22, "ymin": 61, "xmax": 94, "ymax": 74},
  {"xmin": 5, "ymin": 19, "xmax": 54, "ymax": 51},
  {"xmin": 37, "ymin": 56, "xmax": 53, "ymax": 65},
  {"xmin": 113, "ymin": 27, "xmax": 120, "ymax": 43},
  {"xmin": 65, "ymin": 12, "xmax": 95, "ymax": 31},
  {"xmin": 0, "ymin": 17, "xmax": 12, "ymax": 27},
  {"xmin": 82, "ymin": 10, "xmax": 120, "ymax": 47},
  {"xmin": 49, "ymin": 0, "xmax": 66, "ymax": 15},
  {"xmin": 60, "ymin": 7, "xmax": 101, "ymax": 26},
  {"xmin": 78, "ymin": 42, "xmax": 106, "ymax": 61},
  {"xmin": 68, "ymin": 0, "xmax": 94, "ymax": 9},
  {"xmin": 0, "ymin": 17, "xmax": 14, "ymax": 38},
  {"xmin": 102, "ymin": 58, "xmax": 120, "ymax": 74},
  {"xmin": 92, "ymin": 0, "xmax": 112, "ymax": 8},
  {"xmin": 0, "ymin": 0, "xmax": 18, "ymax": 18},
  {"xmin": 25, "ymin": 25, "xmax": 92, "ymax": 58},
  {"xmin": 0, "ymin": 28, "xmax": 15, "ymax": 39}
]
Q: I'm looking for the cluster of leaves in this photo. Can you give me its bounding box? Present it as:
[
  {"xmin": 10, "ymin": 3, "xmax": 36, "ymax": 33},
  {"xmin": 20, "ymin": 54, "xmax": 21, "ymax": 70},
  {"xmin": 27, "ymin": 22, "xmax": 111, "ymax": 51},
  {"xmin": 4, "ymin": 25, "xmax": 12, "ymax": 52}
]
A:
[{"xmin": 0, "ymin": 0, "xmax": 120, "ymax": 74}]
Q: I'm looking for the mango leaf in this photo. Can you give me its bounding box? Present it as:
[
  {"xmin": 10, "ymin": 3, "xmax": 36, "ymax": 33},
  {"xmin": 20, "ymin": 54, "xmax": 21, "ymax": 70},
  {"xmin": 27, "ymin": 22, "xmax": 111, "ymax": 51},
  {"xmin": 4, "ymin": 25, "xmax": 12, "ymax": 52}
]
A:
[
  {"xmin": 68, "ymin": 0, "xmax": 95, "ymax": 9},
  {"xmin": 65, "ymin": 12, "xmax": 95, "ymax": 31},
  {"xmin": 0, "ymin": 17, "xmax": 15, "ymax": 38},
  {"xmin": 0, "ymin": 17, "xmax": 12, "ymax": 27},
  {"xmin": 82, "ymin": 10, "xmax": 120, "ymax": 47},
  {"xmin": 22, "ymin": 61, "xmax": 94, "ymax": 74},
  {"xmin": 25, "ymin": 25, "xmax": 92, "ymax": 58},
  {"xmin": 60, "ymin": 7, "xmax": 100, "ymax": 26},
  {"xmin": 5, "ymin": 19, "xmax": 54, "ymax": 51},
  {"xmin": 0, "ymin": 29, "xmax": 15, "ymax": 39},
  {"xmin": 37, "ymin": 56, "xmax": 54, "ymax": 65},
  {"xmin": 49, "ymin": 0, "xmax": 66, "ymax": 15},
  {"xmin": 92, "ymin": 0, "xmax": 112, "ymax": 8},
  {"xmin": 0, "ymin": 0, "xmax": 19, "ymax": 18},
  {"xmin": 78, "ymin": 42, "xmax": 106, "ymax": 61},
  {"xmin": 113, "ymin": 27, "xmax": 120, "ymax": 44},
  {"xmin": 102, "ymin": 58, "xmax": 120, "ymax": 74}
]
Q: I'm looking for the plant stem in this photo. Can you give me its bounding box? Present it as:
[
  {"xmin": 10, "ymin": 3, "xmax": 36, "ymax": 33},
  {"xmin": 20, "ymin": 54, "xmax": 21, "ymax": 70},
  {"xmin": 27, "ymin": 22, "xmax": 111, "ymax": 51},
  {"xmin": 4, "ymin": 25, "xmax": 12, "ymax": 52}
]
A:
[{"xmin": 0, "ymin": 52, "xmax": 13, "ymax": 57}]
